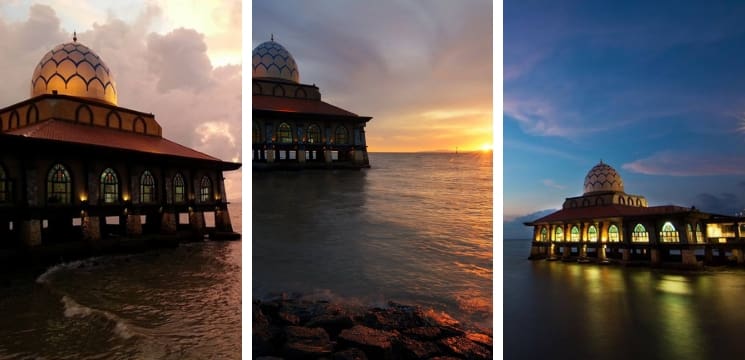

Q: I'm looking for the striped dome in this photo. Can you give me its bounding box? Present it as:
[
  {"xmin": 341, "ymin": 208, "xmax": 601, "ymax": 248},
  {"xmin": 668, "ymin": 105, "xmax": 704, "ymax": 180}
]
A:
[
  {"xmin": 252, "ymin": 40, "xmax": 299, "ymax": 83},
  {"xmin": 583, "ymin": 161, "xmax": 624, "ymax": 194},
  {"xmin": 30, "ymin": 41, "xmax": 117, "ymax": 105}
]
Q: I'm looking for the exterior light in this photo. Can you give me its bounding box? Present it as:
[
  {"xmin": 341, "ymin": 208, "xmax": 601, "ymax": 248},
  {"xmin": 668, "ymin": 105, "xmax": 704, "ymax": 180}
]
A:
[
  {"xmin": 122, "ymin": 194, "xmax": 130, "ymax": 201},
  {"xmin": 79, "ymin": 193, "xmax": 87, "ymax": 202}
]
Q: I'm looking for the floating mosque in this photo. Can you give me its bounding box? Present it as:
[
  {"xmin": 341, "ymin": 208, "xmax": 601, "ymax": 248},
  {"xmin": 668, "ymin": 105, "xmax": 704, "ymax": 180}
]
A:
[
  {"xmin": 0, "ymin": 35, "xmax": 240, "ymax": 249},
  {"xmin": 252, "ymin": 36, "xmax": 372, "ymax": 169},
  {"xmin": 525, "ymin": 161, "xmax": 745, "ymax": 267}
]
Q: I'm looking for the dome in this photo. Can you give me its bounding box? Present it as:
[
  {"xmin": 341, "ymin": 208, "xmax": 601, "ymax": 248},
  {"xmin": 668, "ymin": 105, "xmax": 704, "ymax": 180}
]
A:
[
  {"xmin": 583, "ymin": 161, "xmax": 625, "ymax": 195},
  {"xmin": 30, "ymin": 40, "xmax": 118, "ymax": 105},
  {"xmin": 252, "ymin": 40, "xmax": 299, "ymax": 83}
]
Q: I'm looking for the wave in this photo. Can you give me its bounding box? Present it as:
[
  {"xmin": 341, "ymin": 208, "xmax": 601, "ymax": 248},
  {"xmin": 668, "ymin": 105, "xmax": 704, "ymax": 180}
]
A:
[
  {"xmin": 35, "ymin": 256, "xmax": 108, "ymax": 284},
  {"xmin": 61, "ymin": 295, "xmax": 135, "ymax": 340}
]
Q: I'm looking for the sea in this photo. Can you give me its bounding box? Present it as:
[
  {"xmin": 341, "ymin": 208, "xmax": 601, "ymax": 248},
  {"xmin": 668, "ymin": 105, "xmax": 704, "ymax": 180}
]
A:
[
  {"xmin": 253, "ymin": 152, "xmax": 493, "ymax": 332},
  {"xmin": 505, "ymin": 238, "xmax": 745, "ymax": 360},
  {"xmin": 0, "ymin": 203, "xmax": 241, "ymax": 360}
]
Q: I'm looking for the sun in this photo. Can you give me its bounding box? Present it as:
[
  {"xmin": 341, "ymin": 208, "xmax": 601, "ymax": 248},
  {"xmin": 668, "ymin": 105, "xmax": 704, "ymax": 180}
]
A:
[{"xmin": 479, "ymin": 143, "xmax": 493, "ymax": 152}]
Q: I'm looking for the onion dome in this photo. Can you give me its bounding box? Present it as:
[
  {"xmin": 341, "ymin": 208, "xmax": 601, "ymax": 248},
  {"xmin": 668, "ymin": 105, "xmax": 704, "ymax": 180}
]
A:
[
  {"xmin": 583, "ymin": 161, "xmax": 625, "ymax": 195},
  {"xmin": 30, "ymin": 36, "xmax": 118, "ymax": 105},
  {"xmin": 252, "ymin": 38, "xmax": 299, "ymax": 83}
]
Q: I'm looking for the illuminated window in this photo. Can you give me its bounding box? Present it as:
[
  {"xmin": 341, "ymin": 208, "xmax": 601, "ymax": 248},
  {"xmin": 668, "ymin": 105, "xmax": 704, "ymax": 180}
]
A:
[
  {"xmin": 307, "ymin": 124, "xmax": 321, "ymax": 144},
  {"xmin": 588, "ymin": 225, "xmax": 598, "ymax": 242},
  {"xmin": 554, "ymin": 227, "xmax": 564, "ymax": 241},
  {"xmin": 140, "ymin": 170, "xmax": 155, "ymax": 203},
  {"xmin": 609, "ymin": 225, "xmax": 619, "ymax": 242},
  {"xmin": 173, "ymin": 173, "xmax": 185, "ymax": 203},
  {"xmin": 571, "ymin": 226, "xmax": 580, "ymax": 242},
  {"xmin": 200, "ymin": 176, "xmax": 212, "ymax": 202},
  {"xmin": 253, "ymin": 123, "xmax": 261, "ymax": 143},
  {"xmin": 278, "ymin": 123, "xmax": 292, "ymax": 143},
  {"xmin": 335, "ymin": 126, "xmax": 349, "ymax": 144},
  {"xmin": 660, "ymin": 222, "xmax": 679, "ymax": 242},
  {"xmin": 540, "ymin": 227, "xmax": 548, "ymax": 241},
  {"xmin": 47, "ymin": 163, "xmax": 71, "ymax": 204},
  {"xmin": 0, "ymin": 165, "xmax": 8, "ymax": 202},
  {"xmin": 696, "ymin": 224, "xmax": 704, "ymax": 243},
  {"xmin": 100, "ymin": 168, "xmax": 118, "ymax": 204},
  {"xmin": 687, "ymin": 224, "xmax": 694, "ymax": 243},
  {"xmin": 632, "ymin": 223, "xmax": 649, "ymax": 242}
]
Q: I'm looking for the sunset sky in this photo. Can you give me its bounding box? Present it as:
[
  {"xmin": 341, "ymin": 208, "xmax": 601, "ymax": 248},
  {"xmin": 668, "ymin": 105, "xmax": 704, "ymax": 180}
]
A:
[
  {"xmin": 505, "ymin": 1, "xmax": 745, "ymax": 236},
  {"xmin": 252, "ymin": 0, "xmax": 493, "ymax": 153},
  {"xmin": 0, "ymin": 1, "xmax": 242, "ymax": 201}
]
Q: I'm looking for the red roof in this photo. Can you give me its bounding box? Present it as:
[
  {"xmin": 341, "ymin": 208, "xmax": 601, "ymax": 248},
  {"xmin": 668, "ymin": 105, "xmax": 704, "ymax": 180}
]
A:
[
  {"xmin": 6, "ymin": 119, "xmax": 222, "ymax": 162},
  {"xmin": 253, "ymin": 95, "xmax": 361, "ymax": 117},
  {"xmin": 528, "ymin": 204, "xmax": 695, "ymax": 224}
]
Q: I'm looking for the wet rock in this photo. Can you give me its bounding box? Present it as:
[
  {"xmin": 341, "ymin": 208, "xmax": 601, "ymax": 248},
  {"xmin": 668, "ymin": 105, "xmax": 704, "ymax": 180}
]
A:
[
  {"xmin": 259, "ymin": 299, "xmax": 281, "ymax": 319},
  {"xmin": 403, "ymin": 326, "xmax": 443, "ymax": 340},
  {"xmin": 363, "ymin": 302, "xmax": 427, "ymax": 330},
  {"xmin": 306, "ymin": 313, "xmax": 355, "ymax": 338},
  {"xmin": 439, "ymin": 335, "xmax": 492, "ymax": 359},
  {"xmin": 465, "ymin": 331, "xmax": 492, "ymax": 347},
  {"xmin": 253, "ymin": 303, "xmax": 281, "ymax": 357},
  {"xmin": 333, "ymin": 348, "xmax": 368, "ymax": 360},
  {"xmin": 338, "ymin": 325, "xmax": 398, "ymax": 359},
  {"xmin": 395, "ymin": 336, "xmax": 442, "ymax": 359},
  {"xmin": 283, "ymin": 326, "xmax": 333, "ymax": 359}
]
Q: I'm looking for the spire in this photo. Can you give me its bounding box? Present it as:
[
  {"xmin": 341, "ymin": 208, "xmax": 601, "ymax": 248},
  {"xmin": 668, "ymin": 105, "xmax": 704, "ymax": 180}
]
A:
[
  {"xmin": 271, "ymin": 33, "xmax": 274, "ymax": 41},
  {"xmin": 73, "ymin": 31, "xmax": 77, "ymax": 42}
]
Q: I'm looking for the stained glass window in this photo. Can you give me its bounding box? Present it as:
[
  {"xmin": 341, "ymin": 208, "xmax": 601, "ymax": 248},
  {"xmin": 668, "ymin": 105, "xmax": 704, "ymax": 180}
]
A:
[
  {"xmin": 278, "ymin": 123, "xmax": 292, "ymax": 143},
  {"xmin": 307, "ymin": 124, "xmax": 321, "ymax": 144},
  {"xmin": 100, "ymin": 168, "xmax": 118, "ymax": 204},
  {"xmin": 47, "ymin": 164, "xmax": 71, "ymax": 204},
  {"xmin": 200, "ymin": 176, "xmax": 212, "ymax": 202},
  {"xmin": 335, "ymin": 126, "xmax": 348, "ymax": 144},
  {"xmin": 140, "ymin": 170, "xmax": 155, "ymax": 203},
  {"xmin": 609, "ymin": 225, "xmax": 620, "ymax": 242},
  {"xmin": 174, "ymin": 173, "xmax": 185, "ymax": 203},
  {"xmin": 632, "ymin": 223, "xmax": 649, "ymax": 242},
  {"xmin": 588, "ymin": 225, "xmax": 598, "ymax": 242}
]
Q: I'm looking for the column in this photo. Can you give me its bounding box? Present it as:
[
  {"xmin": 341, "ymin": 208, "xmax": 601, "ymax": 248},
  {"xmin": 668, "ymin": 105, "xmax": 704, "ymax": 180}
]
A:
[
  {"xmin": 20, "ymin": 219, "xmax": 41, "ymax": 246},
  {"xmin": 189, "ymin": 210, "xmax": 206, "ymax": 236},
  {"xmin": 82, "ymin": 214, "xmax": 101, "ymax": 241},
  {"xmin": 161, "ymin": 212, "xmax": 177, "ymax": 234},
  {"xmin": 126, "ymin": 214, "xmax": 143, "ymax": 236}
]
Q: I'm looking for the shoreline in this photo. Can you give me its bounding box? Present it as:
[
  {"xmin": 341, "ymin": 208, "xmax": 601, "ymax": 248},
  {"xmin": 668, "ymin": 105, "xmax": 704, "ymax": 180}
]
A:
[{"xmin": 253, "ymin": 294, "xmax": 492, "ymax": 359}]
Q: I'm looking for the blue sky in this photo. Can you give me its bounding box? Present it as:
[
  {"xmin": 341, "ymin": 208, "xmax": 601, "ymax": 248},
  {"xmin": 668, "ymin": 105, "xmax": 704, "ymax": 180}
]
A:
[{"xmin": 505, "ymin": 1, "xmax": 745, "ymax": 224}]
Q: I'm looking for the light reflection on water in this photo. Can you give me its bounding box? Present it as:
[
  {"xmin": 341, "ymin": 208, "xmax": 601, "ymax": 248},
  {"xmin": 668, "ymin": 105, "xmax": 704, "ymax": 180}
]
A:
[
  {"xmin": 505, "ymin": 239, "xmax": 745, "ymax": 359},
  {"xmin": 253, "ymin": 152, "xmax": 493, "ymax": 330}
]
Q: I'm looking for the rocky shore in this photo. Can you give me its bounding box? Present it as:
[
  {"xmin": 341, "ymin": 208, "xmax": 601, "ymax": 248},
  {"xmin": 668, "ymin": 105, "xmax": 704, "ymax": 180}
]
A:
[{"xmin": 253, "ymin": 296, "xmax": 492, "ymax": 359}]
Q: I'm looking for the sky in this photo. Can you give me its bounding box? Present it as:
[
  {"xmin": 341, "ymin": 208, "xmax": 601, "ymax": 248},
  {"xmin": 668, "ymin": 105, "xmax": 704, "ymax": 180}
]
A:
[
  {"xmin": 252, "ymin": 0, "xmax": 493, "ymax": 153},
  {"xmin": 504, "ymin": 0, "xmax": 745, "ymax": 235},
  {"xmin": 0, "ymin": 0, "xmax": 242, "ymax": 201}
]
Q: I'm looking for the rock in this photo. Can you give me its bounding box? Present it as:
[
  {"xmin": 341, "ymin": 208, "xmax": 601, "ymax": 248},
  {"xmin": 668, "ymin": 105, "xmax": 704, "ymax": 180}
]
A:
[
  {"xmin": 306, "ymin": 313, "xmax": 355, "ymax": 338},
  {"xmin": 338, "ymin": 325, "xmax": 398, "ymax": 359},
  {"xmin": 363, "ymin": 303, "xmax": 427, "ymax": 330},
  {"xmin": 333, "ymin": 348, "xmax": 368, "ymax": 360},
  {"xmin": 283, "ymin": 326, "xmax": 333, "ymax": 359},
  {"xmin": 439, "ymin": 335, "xmax": 492, "ymax": 359},
  {"xmin": 465, "ymin": 331, "xmax": 492, "ymax": 347},
  {"xmin": 253, "ymin": 304, "xmax": 280, "ymax": 357},
  {"xmin": 402, "ymin": 326, "xmax": 443, "ymax": 340},
  {"xmin": 395, "ymin": 336, "xmax": 441, "ymax": 359}
]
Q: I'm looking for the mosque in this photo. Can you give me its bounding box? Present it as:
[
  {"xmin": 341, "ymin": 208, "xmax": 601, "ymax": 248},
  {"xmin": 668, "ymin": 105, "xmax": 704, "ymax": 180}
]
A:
[
  {"xmin": 252, "ymin": 37, "xmax": 372, "ymax": 169},
  {"xmin": 0, "ymin": 35, "xmax": 240, "ymax": 249},
  {"xmin": 525, "ymin": 161, "xmax": 745, "ymax": 267}
]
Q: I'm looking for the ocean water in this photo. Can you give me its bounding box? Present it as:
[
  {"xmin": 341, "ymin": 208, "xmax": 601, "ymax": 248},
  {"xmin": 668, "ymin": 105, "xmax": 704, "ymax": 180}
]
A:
[
  {"xmin": 253, "ymin": 152, "xmax": 493, "ymax": 331},
  {"xmin": 0, "ymin": 203, "xmax": 241, "ymax": 359},
  {"xmin": 505, "ymin": 238, "xmax": 745, "ymax": 360}
]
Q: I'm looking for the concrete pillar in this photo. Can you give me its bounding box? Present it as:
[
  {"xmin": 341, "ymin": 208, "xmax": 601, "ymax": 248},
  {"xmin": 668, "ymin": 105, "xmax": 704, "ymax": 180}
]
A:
[
  {"xmin": 20, "ymin": 219, "xmax": 41, "ymax": 246},
  {"xmin": 704, "ymin": 246, "xmax": 713, "ymax": 263},
  {"xmin": 580, "ymin": 244, "xmax": 587, "ymax": 258},
  {"xmin": 298, "ymin": 148, "xmax": 306, "ymax": 163},
  {"xmin": 650, "ymin": 248, "xmax": 661, "ymax": 265},
  {"xmin": 562, "ymin": 246, "xmax": 571, "ymax": 258},
  {"xmin": 82, "ymin": 215, "xmax": 101, "ymax": 241},
  {"xmin": 325, "ymin": 150, "xmax": 333, "ymax": 163},
  {"xmin": 622, "ymin": 248, "xmax": 631, "ymax": 262},
  {"xmin": 354, "ymin": 150, "xmax": 365, "ymax": 163},
  {"xmin": 161, "ymin": 212, "xmax": 177, "ymax": 234},
  {"xmin": 681, "ymin": 249, "xmax": 698, "ymax": 266},
  {"xmin": 215, "ymin": 208, "xmax": 234, "ymax": 232},
  {"xmin": 733, "ymin": 248, "xmax": 745, "ymax": 264},
  {"xmin": 126, "ymin": 214, "xmax": 142, "ymax": 236},
  {"xmin": 189, "ymin": 210, "xmax": 206, "ymax": 235},
  {"xmin": 266, "ymin": 148, "xmax": 275, "ymax": 163}
]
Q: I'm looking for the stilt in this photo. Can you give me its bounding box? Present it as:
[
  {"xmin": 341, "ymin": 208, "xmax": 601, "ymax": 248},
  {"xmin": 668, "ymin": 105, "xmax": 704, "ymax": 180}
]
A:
[
  {"xmin": 20, "ymin": 219, "xmax": 42, "ymax": 246},
  {"xmin": 126, "ymin": 214, "xmax": 143, "ymax": 236}
]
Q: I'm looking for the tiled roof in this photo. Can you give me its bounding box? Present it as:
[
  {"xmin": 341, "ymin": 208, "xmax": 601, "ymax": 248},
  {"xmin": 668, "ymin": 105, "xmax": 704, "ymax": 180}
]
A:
[
  {"xmin": 528, "ymin": 205, "xmax": 695, "ymax": 224},
  {"xmin": 5, "ymin": 119, "xmax": 221, "ymax": 162},
  {"xmin": 253, "ymin": 95, "xmax": 361, "ymax": 117}
]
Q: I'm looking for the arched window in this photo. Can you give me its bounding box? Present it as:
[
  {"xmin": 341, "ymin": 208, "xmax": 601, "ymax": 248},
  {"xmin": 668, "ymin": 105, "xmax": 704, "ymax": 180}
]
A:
[
  {"xmin": 278, "ymin": 123, "xmax": 292, "ymax": 143},
  {"xmin": 686, "ymin": 224, "xmax": 694, "ymax": 243},
  {"xmin": 173, "ymin": 173, "xmax": 185, "ymax": 203},
  {"xmin": 253, "ymin": 123, "xmax": 261, "ymax": 144},
  {"xmin": 140, "ymin": 170, "xmax": 155, "ymax": 203},
  {"xmin": 47, "ymin": 163, "xmax": 71, "ymax": 204},
  {"xmin": 200, "ymin": 176, "xmax": 212, "ymax": 202},
  {"xmin": 696, "ymin": 224, "xmax": 704, "ymax": 243},
  {"xmin": 335, "ymin": 126, "xmax": 349, "ymax": 144},
  {"xmin": 660, "ymin": 222, "xmax": 679, "ymax": 242},
  {"xmin": 540, "ymin": 227, "xmax": 548, "ymax": 241},
  {"xmin": 609, "ymin": 225, "xmax": 620, "ymax": 242},
  {"xmin": 100, "ymin": 168, "xmax": 118, "ymax": 204},
  {"xmin": 307, "ymin": 124, "xmax": 321, "ymax": 144},
  {"xmin": 588, "ymin": 225, "xmax": 598, "ymax": 242},
  {"xmin": 554, "ymin": 227, "xmax": 564, "ymax": 242},
  {"xmin": 570, "ymin": 226, "xmax": 580, "ymax": 242},
  {"xmin": 0, "ymin": 165, "xmax": 8, "ymax": 202},
  {"xmin": 632, "ymin": 223, "xmax": 649, "ymax": 242}
]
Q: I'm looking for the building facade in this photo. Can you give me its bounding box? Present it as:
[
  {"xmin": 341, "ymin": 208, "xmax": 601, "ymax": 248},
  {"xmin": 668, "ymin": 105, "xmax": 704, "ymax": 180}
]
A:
[
  {"xmin": 0, "ymin": 38, "xmax": 240, "ymax": 248},
  {"xmin": 525, "ymin": 161, "xmax": 745, "ymax": 267},
  {"xmin": 252, "ymin": 38, "xmax": 372, "ymax": 169}
]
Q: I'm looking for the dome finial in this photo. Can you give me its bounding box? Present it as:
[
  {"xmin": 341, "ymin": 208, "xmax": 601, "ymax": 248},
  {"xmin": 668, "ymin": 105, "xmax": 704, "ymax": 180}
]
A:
[
  {"xmin": 600, "ymin": 159, "xmax": 603, "ymax": 164},
  {"xmin": 73, "ymin": 31, "xmax": 77, "ymax": 42},
  {"xmin": 271, "ymin": 33, "xmax": 274, "ymax": 41}
]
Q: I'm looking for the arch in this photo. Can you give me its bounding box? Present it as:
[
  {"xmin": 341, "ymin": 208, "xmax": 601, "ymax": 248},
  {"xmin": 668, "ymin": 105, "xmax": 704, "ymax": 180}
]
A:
[
  {"xmin": 75, "ymin": 104, "xmax": 93, "ymax": 124},
  {"xmin": 199, "ymin": 176, "xmax": 212, "ymax": 202},
  {"xmin": 173, "ymin": 173, "xmax": 186, "ymax": 203},
  {"xmin": 628, "ymin": 196, "xmax": 633, "ymax": 205},
  {"xmin": 609, "ymin": 224, "xmax": 620, "ymax": 242},
  {"xmin": 687, "ymin": 223, "xmax": 694, "ymax": 243},
  {"xmin": 272, "ymin": 84, "xmax": 286, "ymax": 97},
  {"xmin": 660, "ymin": 221, "xmax": 679, "ymax": 242},
  {"xmin": 253, "ymin": 122, "xmax": 262, "ymax": 144},
  {"xmin": 140, "ymin": 170, "xmax": 155, "ymax": 203},
  {"xmin": 106, "ymin": 111, "xmax": 122, "ymax": 129},
  {"xmin": 582, "ymin": 199, "xmax": 589, "ymax": 207},
  {"xmin": 570, "ymin": 200, "xmax": 577, "ymax": 208},
  {"xmin": 632, "ymin": 223, "xmax": 649, "ymax": 242},
  {"xmin": 696, "ymin": 224, "xmax": 704, "ymax": 243},
  {"xmin": 335, "ymin": 125, "xmax": 349, "ymax": 144},
  {"xmin": 570, "ymin": 226, "xmax": 580, "ymax": 242},
  {"xmin": 47, "ymin": 163, "xmax": 71, "ymax": 204},
  {"xmin": 278, "ymin": 122, "xmax": 292, "ymax": 143},
  {"xmin": 588, "ymin": 225, "xmax": 598, "ymax": 242},
  {"xmin": 100, "ymin": 168, "xmax": 119, "ymax": 204},
  {"xmin": 134, "ymin": 117, "xmax": 147, "ymax": 134},
  {"xmin": 554, "ymin": 226, "xmax": 564, "ymax": 242},
  {"xmin": 619, "ymin": 197, "xmax": 625, "ymax": 205},
  {"xmin": 0, "ymin": 164, "xmax": 8, "ymax": 202},
  {"xmin": 253, "ymin": 82, "xmax": 263, "ymax": 94},
  {"xmin": 595, "ymin": 197, "xmax": 605, "ymax": 206},
  {"xmin": 540, "ymin": 227, "xmax": 548, "ymax": 241},
  {"xmin": 636, "ymin": 199, "xmax": 642, "ymax": 207},
  {"xmin": 9, "ymin": 110, "xmax": 19, "ymax": 129},
  {"xmin": 307, "ymin": 124, "xmax": 321, "ymax": 144},
  {"xmin": 294, "ymin": 87, "xmax": 308, "ymax": 99},
  {"xmin": 27, "ymin": 104, "xmax": 39, "ymax": 124}
]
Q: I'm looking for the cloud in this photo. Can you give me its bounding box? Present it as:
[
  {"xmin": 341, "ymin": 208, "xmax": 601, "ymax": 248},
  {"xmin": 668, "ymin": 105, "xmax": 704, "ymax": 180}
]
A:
[
  {"xmin": 623, "ymin": 151, "xmax": 745, "ymax": 176},
  {"xmin": 692, "ymin": 192, "xmax": 742, "ymax": 216},
  {"xmin": 542, "ymin": 179, "xmax": 565, "ymax": 190},
  {"xmin": 146, "ymin": 28, "xmax": 213, "ymax": 92}
]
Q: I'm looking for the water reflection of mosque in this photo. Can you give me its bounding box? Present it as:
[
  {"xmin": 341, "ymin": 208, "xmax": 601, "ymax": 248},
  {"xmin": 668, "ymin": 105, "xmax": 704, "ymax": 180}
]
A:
[{"xmin": 525, "ymin": 161, "xmax": 745, "ymax": 267}]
